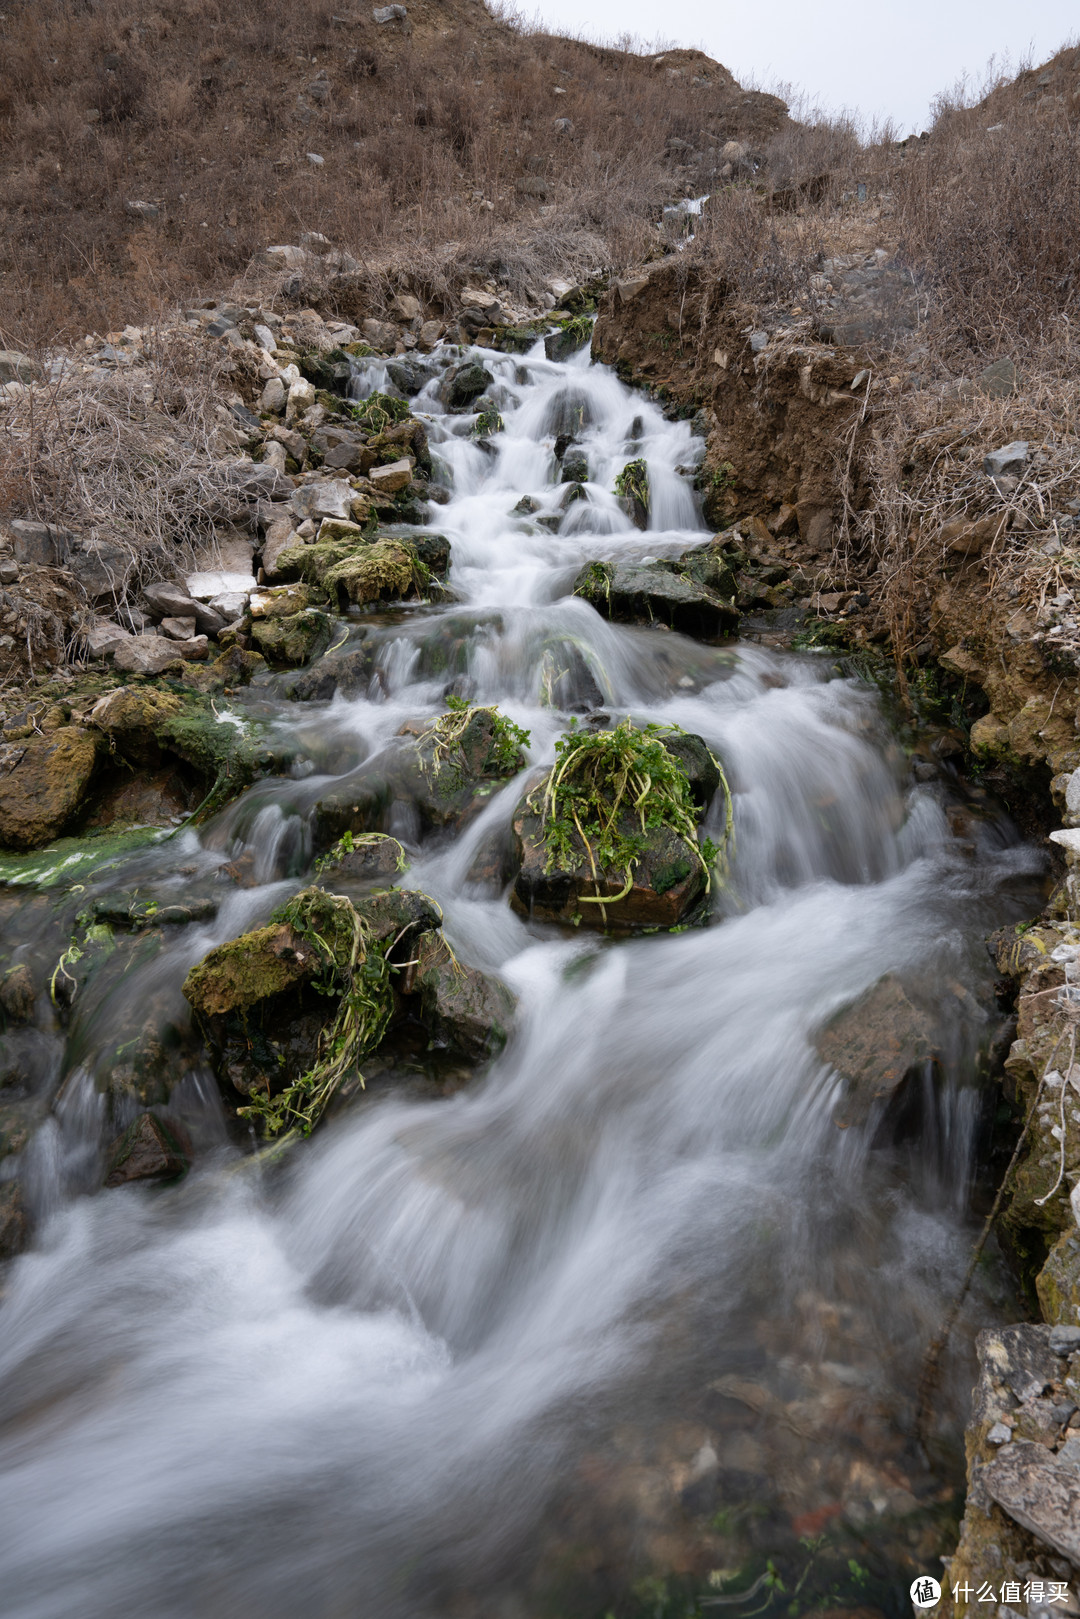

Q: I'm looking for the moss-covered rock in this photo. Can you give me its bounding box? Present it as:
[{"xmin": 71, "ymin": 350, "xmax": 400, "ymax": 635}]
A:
[
  {"xmin": 509, "ymin": 719, "xmax": 723, "ymax": 931},
  {"xmin": 250, "ymin": 609, "xmax": 333, "ymax": 667},
  {"xmin": 0, "ymin": 726, "xmax": 101, "ymax": 850},
  {"xmin": 183, "ymin": 920, "xmax": 320, "ymax": 1019},
  {"xmin": 317, "ymin": 833, "xmax": 408, "ymax": 885},
  {"xmin": 324, "ymin": 540, "xmax": 421, "ymax": 606}
]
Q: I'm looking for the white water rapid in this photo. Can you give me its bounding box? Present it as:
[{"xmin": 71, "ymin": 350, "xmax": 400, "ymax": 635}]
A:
[{"xmin": 0, "ymin": 338, "xmax": 1045, "ymax": 1619}]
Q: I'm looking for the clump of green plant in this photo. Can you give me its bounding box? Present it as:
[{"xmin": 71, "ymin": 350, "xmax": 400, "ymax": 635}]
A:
[
  {"xmin": 528, "ymin": 719, "xmax": 732, "ymax": 907},
  {"xmin": 555, "ymin": 312, "xmax": 594, "ymax": 345},
  {"xmin": 573, "ymin": 560, "xmax": 613, "ymax": 603},
  {"xmin": 710, "ymin": 460, "xmax": 736, "ymax": 491},
  {"xmin": 314, "ymin": 829, "xmax": 408, "ymax": 876},
  {"xmin": 236, "ymin": 887, "xmax": 394, "ymax": 1139},
  {"xmin": 472, "ymin": 407, "xmax": 504, "ymax": 438},
  {"xmin": 349, "ymin": 392, "xmax": 412, "ymax": 433},
  {"xmin": 614, "ymin": 457, "xmax": 650, "ymax": 512},
  {"xmin": 416, "ymin": 699, "xmax": 531, "ymax": 782}
]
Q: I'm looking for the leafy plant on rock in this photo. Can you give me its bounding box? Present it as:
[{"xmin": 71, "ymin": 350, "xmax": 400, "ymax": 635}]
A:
[
  {"xmin": 528, "ymin": 718, "xmax": 733, "ymax": 908},
  {"xmin": 349, "ymin": 392, "xmax": 412, "ymax": 433},
  {"xmin": 236, "ymin": 887, "xmax": 394, "ymax": 1139},
  {"xmin": 614, "ymin": 457, "xmax": 650, "ymax": 513}
]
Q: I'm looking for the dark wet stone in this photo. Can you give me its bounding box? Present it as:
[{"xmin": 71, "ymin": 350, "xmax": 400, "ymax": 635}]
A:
[{"xmin": 104, "ymin": 1112, "xmax": 190, "ymax": 1187}]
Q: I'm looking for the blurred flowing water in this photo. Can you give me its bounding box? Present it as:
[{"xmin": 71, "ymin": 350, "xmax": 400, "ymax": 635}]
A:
[{"xmin": 0, "ymin": 340, "xmax": 1044, "ymax": 1618}]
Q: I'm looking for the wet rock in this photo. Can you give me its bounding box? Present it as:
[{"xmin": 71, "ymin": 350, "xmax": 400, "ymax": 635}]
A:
[
  {"xmin": 286, "ymin": 642, "xmax": 375, "ymax": 701},
  {"xmin": 560, "ymin": 450, "xmax": 589, "ymax": 484},
  {"xmin": 511, "ymin": 804, "xmax": 705, "ymax": 929},
  {"xmin": 89, "ymin": 685, "xmax": 182, "ymax": 764},
  {"xmin": 104, "ymin": 1112, "xmax": 189, "ymax": 1187},
  {"xmin": 656, "ymin": 732, "xmax": 721, "ymax": 809},
  {"xmin": 310, "ymin": 706, "xmax": 526, "ymax": 845},
  {"xmin": 411, "ymin": 930, "xmax": 515, "ymax": 1061},
  {"xmin": 0, "ymin": 1179, "xmax": 27, "ymax": 1257},
  {"xmin": 443, "ymin": 362, "xmax": 493, "ymax": 412},
  {"xmin": 0, "ymin": 963, "xmax": 35, "ymax": 1022},
  {"xmin": 816, "ymin": 975, "xmax": 934, "ymax": 1129},
  {"xmin": 545, "ymin": 323, "xmax": 591, "ymax": 363},
  {"xmin": 183, "ymin": 918, "xmax": 323, "ymax": 1019},
  {"xmin": 0, "ymin": 727, "xmax": 100, "ymax": 850},
  {"xmin": 317, "ymin": 833, "xmax": 406, "ymax": 884},
  {"xmin": 274, "ymin": 534, "xmax": 430, "ymax": 607},
  {"xmin": 386, "ymin": 360, "xmax": 433, "ymax": 397},
  {"xmin": 573, "ymin": 560, "xmax": 739, "ymax": 640}
]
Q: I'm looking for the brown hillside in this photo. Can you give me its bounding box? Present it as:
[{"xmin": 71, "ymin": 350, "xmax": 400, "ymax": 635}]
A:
[{"xmin": 0, "ymin": 0, "xmax": 788, "ymax": 343}]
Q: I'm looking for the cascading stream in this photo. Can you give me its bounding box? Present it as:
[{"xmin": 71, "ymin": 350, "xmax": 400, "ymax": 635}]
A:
[{"xmin": 0, "ymin": 338, "xmax": 1045, "ymax": 1618}]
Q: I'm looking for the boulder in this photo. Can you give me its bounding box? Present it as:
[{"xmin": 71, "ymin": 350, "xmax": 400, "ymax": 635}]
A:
[
  {"xmin": 261, "ymin": 376, "xmax": 286, "ymax": 413},
  {"xmin": 443, "ymin": 362, "xmax": 493, "ymax": 412},
  {"xmin": 290, "ymin": 480, "xmax": 356, "ymax": 524},
  {"xmin": 816, "ymin": 974, "xmax": 935, "ymax": 1129},
  {"xmin": 368, "ymin": 457, "xmax": 414, "ymax": 494},
  {"xmin": 183, "ymin": 918, "xmax": 323, "ymax": 1020},
  {"xmin": 0, "ymin": 726, "xmax": 100, "ymax": 850},
  {"xmin": 386, "ymin": 359, "xmax": 431, "ymax": 395},
  {"xmin": 412, "ymin": 930, "xmax": 515, "ymax": 1060},
  {"xmin": 984, "ymin": 441, "xmax": 1030, "ymax": 479},
  {"xmin": 144, "ymin": 581, "xmax": 197, "ymax": 620},
  {"xmin": 560, "ymin": 450, "xmax": 589, "ymax": 483},
  {"xmin": 317, "ymin": 833, "xmax": 406, "ymax": 885},
  {"xmin": 362, "ymin": 319, "xmax": 397, "ymax": 350},
  {"xmin": 545, "ymin": 324, "xmax": 591, "ymax": 363},
  {"xmin": 508, "ymin": 721, "xmax": 716, "ymax": 930},
  {"xmin": 275, "ymin": 535, "xmax": 426, "ymax": 607},
  {"xmin": 89, "ymin": 686, "xmax": 183, "ymax": 764},
  {"xmin": 104, "ymin": 1112, "xmax": 189, "ymax": 1187},
  {"xmin": 112, "ymin": 633, "xmax": 185, "ymax": 676},
  {"xmin": 573, "ymin": 560, "xmax": 739, "ymax": 640},
  {"xmin": 160, "ymin": 615, "xmax": 198, "ymax": 640},
  {"xmin": 68, "ymin": 539, "xmax": 129, "ymax": 602},
  {"xmin": 85, "ymin": 619, "xmax": 134, "ymax": 660},
  {"xmin": 262, "ymin": 525, "xmax": 303, "ymax": 581},
  {"xmin": 286, "ymin": 377, "xmax": 317, "ymax": 422},
  {"xmin": 8, "ymin": 519, "xmax": 75, "ymax": 567},
  {"xmin": 250, "ymin": 609, "xmax": 332, "ymax": 666}
]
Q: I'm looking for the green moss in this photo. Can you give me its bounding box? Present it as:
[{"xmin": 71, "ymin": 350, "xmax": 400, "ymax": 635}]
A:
[
  {"xmin": 182, "ymin": 922, "xmax": 314, "ymax": 1018},
  {"xmin": 573, "ymin": 561, "xmax": 613, "ymax": 605},
  {"xmin": 237, "ymin": 887, "xmax": 396, "ymax": 1139},
  {"xmin": 323, "ymin": 541, "xmax": 423, "ymax": 606}
]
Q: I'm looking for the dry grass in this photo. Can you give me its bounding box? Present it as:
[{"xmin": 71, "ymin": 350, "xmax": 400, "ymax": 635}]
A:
[
  {"xmin": 0, "ymin": 0, "xmax": 789, "ymax": 346},
  {"xmin": 0, "ymin": 328, "xmax": 248, "ymax": 590}
]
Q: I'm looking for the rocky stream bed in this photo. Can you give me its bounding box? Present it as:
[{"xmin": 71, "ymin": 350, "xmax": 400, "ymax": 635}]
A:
[{"xmin": 0, "ymin": 326, "xmax": 1070, "ymax": 1618}]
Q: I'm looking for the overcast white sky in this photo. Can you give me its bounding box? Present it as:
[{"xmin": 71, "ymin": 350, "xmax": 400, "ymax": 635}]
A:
[{"xmin": 519, "ymin": 0, "xmax": 1077, "ymax": 135}]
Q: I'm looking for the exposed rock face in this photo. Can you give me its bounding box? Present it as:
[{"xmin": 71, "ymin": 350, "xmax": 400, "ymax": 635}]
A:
[
  {"xmin": 0, "ymin": 727, "xmax": 100, "ymax": 850},
  {"xmin": 943, "ymin": 1325, "xmax": 1080, "ymax": 1610}
]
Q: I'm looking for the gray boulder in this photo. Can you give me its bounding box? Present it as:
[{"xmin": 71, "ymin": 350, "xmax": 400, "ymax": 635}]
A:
[
  {"xmin": 984, "ymin": 440, "xmax": 1030, "ymax": 478},
  {"xmin": 8, "ymin": 519, "xmax": 75, "ymax": 567},
  {"xmin": 112, "ymin": 634, "xmax": 185, "ymax": 676},
  {"xmin": 443, "ymin": 362, "xmax": 493, "ymax": 412}
]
